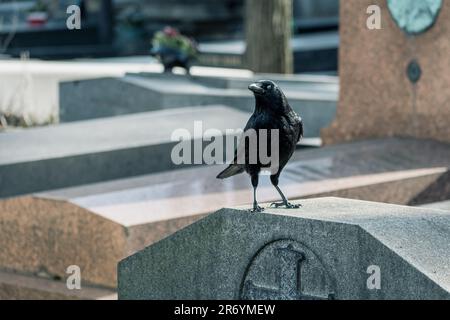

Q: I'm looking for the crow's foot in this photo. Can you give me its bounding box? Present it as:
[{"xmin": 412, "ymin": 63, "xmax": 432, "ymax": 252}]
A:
[
  {"xmin": 270, "ymin": 202, "xmax": 301, "ymax": 209},
  {"xmin": 249, "ymin": 205, "xmax": 264, "ymax": 213}
]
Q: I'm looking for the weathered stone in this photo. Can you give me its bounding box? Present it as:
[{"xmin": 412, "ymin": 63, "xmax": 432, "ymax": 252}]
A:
[
  {"xmin": 0, "ymin": 194, "xmax": 206, "ymax": 289},
  {"xmin": 322, "ymin": 0, "xmax": 450, "ymax": 145},
  {"xmin": 60, "ymin": 73, "xmax": 337, "ymax": 138},
  {"xmin": 198, "ymin": 31, "xmax": 339, "ymax": 72},
  {"xmin": 0, "ymin": 270, "xmax": 116, "ymax": 300},
  {"xmin": 420, "ymin": 200, "xmax": 450, "ymax": 211},
  {"xmin": 15, "ymin": 137, "xmax": 450, "ymax": 226},
  {"xmin": 118, "ymin": 197, "xmax": 450, "ymax": 300},
  {"xmin": 1, "ymin": 138, "xmax": 449, "ymax": 297},
  {"xmin": 0, "ymin": 105, "xmax": 247, "ymax": 198}
]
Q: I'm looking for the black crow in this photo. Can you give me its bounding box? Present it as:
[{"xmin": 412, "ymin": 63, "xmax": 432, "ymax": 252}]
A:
[{"xmin": 217, "ymin": 80, "xmax": 303, "ymax": 212}]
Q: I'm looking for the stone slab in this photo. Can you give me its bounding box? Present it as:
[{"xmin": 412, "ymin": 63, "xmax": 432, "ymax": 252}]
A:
[
  {"xmin": 420, "ymin": 200, "xmax": 450, "ymax": 212},
  {"xmin": 198, "ymin": 32, "xmax": 339, "ymax": 56},
  {"xmin": 0, "ymin": 195, "xmax": 207, "ymax": 289},
  {"xmin": 0, "ymin": 105, "xmax": 248, "ymax": 198},
  {"xmin": 141, "ymin": 72, "xmax": 339, "ymax": 93},
  {"xmin": 59, "ymin": 73, "xmax": 337, "ymax": 137},
  {"xmin": 118, "ymin": 197, "xmax": 450, "ymax": 300},
  {"xmin": 2, "ymin": 138, "xmax": 449, "ymax": 294},
  {"xmin": 37, "ymin": 138, "xmax": 450, "ymax": 227},
  {"xmin": 322, "ymin": 0, "xmax": 450, "ymax": 144},
  {"xmin": 197, "ymin": 31, "xmax": 339, "ymax": 72},
  {"xmin": 0, "ymin": 270, "xmax": 116, "ymax": 300}
]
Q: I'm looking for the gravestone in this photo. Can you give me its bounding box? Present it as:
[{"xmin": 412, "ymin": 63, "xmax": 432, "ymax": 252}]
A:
[
  {"xmin": 178, "ymin": 72, "xmax": 339, "ymax": 93},
  {"xmin": 118, "ymin": 197, "xmax": 450, "ymax": 300},
  {"xmin": 0, "ymin": 191, "xmax": 207, "ymax": 293},
  {"xmin": 0, "ymin": 270, "xmax": 116, "ymax": 300},
  {"xmin": 241, "ymin": 240, "xmax": 334, "ymax": 300},
  {"xmin": 0, "ymin": 105, "xmax": 247, "ymax": 198},
  {"xmin": 2, "ymin": 138, "xmax": 450, "ymax": 299},
  {"xmin": 322, "ymin": 0, "xmax": 450, "ymax": 144},
  {"xmin": 43, "ymin": 137, "xmax": 450, "ymax": 223},
  {"xmin": 198, "ymin": 31, "xmax": 339, "ymax": 72},
  {"xmin": 420, "ymin": 200, "xmax": 450, "ymax": 212},
  {"xmin": 60, "ymin": 73, "xmax": 337, "ymax": 138}
]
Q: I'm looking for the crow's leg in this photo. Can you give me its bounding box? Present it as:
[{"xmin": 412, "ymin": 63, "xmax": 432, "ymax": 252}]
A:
[
  {"xmin": 270, "ymin": 174, "xmax": 301, "ymax": 209},
  {"xmin": 250, "ymin": 174, "xmax": 264, "ymax": 213},
  {"xmin": 163, "ymin": 65, "xmax": 172, "ymax": 73},
  {"xmin": 183, "ymin": 62, "xmax": 192, "ymax": 76}
]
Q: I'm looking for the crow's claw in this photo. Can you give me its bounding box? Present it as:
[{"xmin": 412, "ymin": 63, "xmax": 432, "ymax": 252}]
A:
[
  {"xmin": 270, "ymin": 202, "xmax": 301, "ymax": 209},
  {"xmin": 249, "ymin": 205, "xmax": 264, "ymax": 213}
]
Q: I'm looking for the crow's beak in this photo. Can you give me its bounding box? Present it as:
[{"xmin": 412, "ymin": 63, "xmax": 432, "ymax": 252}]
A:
[{"xmin": 248, "ymin": 83, "xmax": 264, "ymax": 95}]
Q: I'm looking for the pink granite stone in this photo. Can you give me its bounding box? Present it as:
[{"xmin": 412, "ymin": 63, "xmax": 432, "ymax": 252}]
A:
[{"xmin": 322, "ymin": 0, "xmax": 450, "ymax": 144}]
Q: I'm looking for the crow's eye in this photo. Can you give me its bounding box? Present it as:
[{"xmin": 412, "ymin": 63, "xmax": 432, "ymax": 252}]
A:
[{"xmin": 266, "ymin": 85, "xmax": 272, "ymax": 90}]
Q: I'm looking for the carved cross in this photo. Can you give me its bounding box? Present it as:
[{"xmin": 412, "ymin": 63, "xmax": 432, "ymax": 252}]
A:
[{"xmin": 242, "ymin": 244, "xmax": 334, "ymax": 300}]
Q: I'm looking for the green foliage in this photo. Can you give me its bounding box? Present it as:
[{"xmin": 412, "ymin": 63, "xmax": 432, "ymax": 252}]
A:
[
  {"xmin": 28, "ymin": 1, "xmax": 49, "ymax": 13},
  {"xmin": 152, "ymin": 31, "xmax": 197, "ymax": 58}
]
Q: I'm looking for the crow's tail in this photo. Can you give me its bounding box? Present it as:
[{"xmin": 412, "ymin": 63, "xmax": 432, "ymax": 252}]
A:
[{"xmin": 216, "ymin": 164, "xmax": 245, "ymax": 179}]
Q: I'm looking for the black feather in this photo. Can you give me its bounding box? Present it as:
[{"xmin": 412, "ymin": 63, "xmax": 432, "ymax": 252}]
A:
[
  {"xmin": 216, "ymin": 80, "xmax": 303, "ymax": 211},
  {"xmin": 217, "ymin": 80, "xmax": 302, "ymax": 179}
]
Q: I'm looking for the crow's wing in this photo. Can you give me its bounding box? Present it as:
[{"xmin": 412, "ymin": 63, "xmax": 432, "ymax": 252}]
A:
[
  {"xmin": 297, "ymin": 116, "xmax": 304, "ymax": 142},
  {"xmin": 216, "ymin": 114, "xmax": 260, "ymax": 179}
]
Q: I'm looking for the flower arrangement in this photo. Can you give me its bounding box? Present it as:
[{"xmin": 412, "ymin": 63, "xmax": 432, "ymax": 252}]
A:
[
  {"xmin": 27, "ymin": 0, "xmax": 49, "ymax": 26},
  {"xmin": 151, "ymin": 26, "xmax": 198, "ymax": 73}
]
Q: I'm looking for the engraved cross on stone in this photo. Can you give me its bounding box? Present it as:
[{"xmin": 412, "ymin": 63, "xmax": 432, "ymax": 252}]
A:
[{"xmin": 242, "ymin": 244, "xmax": 333, "ymax": 300}]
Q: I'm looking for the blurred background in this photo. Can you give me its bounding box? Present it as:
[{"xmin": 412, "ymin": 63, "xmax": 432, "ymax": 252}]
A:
[
  {"xmin": 0, "ymin": 0, "xmax": 338, "ymax": 66},
  {"xmin": 0, "ymin": 0, "xmax": 339, "ymax": 128}
]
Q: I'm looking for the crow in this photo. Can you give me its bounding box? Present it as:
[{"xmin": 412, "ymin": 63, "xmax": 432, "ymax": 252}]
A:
[{"xmin": 217, "ymin": 80, "xmax": 303, "ymax": 212}]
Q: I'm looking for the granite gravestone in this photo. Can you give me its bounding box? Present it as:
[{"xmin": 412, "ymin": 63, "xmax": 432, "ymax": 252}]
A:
[
  {"xmin": 0, "ymin": 105, "xmax": 247, "ymax": 198},
  {"xmin": 118, "ymin": 198, "xmax": 450, "ymax": 300},
  {"xmin": 322, "ymin": 0, "xmax": 450, "ymax": 144},
  {"xmin": 3, "ymin": 137, "xmax": 450, "ymax": 299},
  {"xmin": 59, "ymin": 73, "xmax": 337, "ymax": 138}
]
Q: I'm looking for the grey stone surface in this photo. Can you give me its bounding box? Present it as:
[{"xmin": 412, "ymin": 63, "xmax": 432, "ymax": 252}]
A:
[
  {"xmin": 420, "ymin": 200, "xmax": 450, "ymax": 211},
  {"xmin": 143, "ymin": 72, "xmax": 339, "ymax": 93},
  {"xmin": 0, "ymin": 269, "xmax": 117, "ymax": 300},
  {"xmin": 198, "ymin": 31, "xmax": 339, "ymax": 55},
  {"xmin": 198, "ymin": 31, "xmax": 339, "ymax": 72},
  {"xmin": 0, "ymin": 105, "xmax": 247, "ymax": 198},
  {"xmin": 118, "ymin": 197, "xmax": 450, "ymax": 300},
  {"xmin": 32, "ymin": 138, "xmax": 450, "ymax": 228},
  {"xmin": 60, "ymin": 73, "xmax": 337, "ymax": 137}
]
